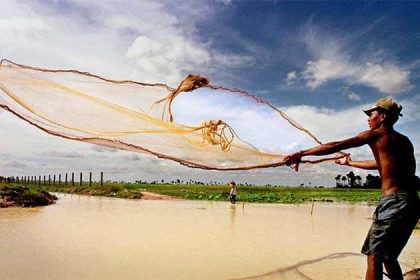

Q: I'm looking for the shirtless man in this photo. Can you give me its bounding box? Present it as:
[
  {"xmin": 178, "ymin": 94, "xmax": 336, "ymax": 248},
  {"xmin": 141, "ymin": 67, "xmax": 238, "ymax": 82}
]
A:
[{"xmin": 284, "ymin": 98, "xmax": 420, "ymax": 280}]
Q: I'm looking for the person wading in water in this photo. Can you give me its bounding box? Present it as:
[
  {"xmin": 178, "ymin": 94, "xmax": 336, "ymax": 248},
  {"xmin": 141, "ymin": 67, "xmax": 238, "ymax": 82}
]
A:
[{"xmin": 229, "ymin": 181, "xmax": 237, "ymax": 204}]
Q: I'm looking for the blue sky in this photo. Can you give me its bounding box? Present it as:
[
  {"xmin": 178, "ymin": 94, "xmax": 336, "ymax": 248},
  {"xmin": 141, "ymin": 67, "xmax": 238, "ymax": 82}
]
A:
[{"xmin": 0, "ymin": 0, "xmax": 419, "ymax": 186}]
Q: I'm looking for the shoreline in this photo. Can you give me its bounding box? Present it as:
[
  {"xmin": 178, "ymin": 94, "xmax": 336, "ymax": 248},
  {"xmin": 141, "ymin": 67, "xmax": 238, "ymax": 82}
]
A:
[
  {"xmin": 2, "ymin": 182, "xmax": 419, "ymax": 206},
  {"xmin": 0, "ymin": 185, "xmax": 58, "ymax": 208}
]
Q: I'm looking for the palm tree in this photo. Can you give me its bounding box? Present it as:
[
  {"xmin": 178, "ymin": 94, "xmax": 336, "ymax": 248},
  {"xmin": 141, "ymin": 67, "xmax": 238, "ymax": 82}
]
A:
[
  {"xmin": 346, "ymin": 171, "xmax": 356, "ymax": 188},
  {"xmin": 365, "ymin": 174, "xmax": 381, "ymax": 189},
  {"xmin": 335, "ymin": 175, "xmax": 342, "ymax": 188},
  {"xmin": 341, "ymin": 176, "xmax": 347, "ymax": 187},
  {"xmin": 355, "ymin": 175, "xmax": 362, "ymax": 187}
]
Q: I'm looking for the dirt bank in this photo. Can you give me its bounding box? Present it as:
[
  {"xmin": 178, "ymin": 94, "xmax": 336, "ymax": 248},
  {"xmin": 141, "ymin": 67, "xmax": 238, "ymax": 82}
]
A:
[
  {"xmin": 140, "ymin": 191, "xmax": 181, "ymax": 200},
  {"xmin": 0, "ymin": 185, "xmax": 58, "ymax": 208}
]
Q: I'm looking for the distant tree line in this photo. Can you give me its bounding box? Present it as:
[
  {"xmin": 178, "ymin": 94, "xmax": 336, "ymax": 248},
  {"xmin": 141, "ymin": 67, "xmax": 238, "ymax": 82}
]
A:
[
  {"xmin": 335, "ymin": 172, "xmax": 420, "ymax": 190},
  {"xmin": 335, "ymin": 171, "xmax": 382, "ymax": 189}
]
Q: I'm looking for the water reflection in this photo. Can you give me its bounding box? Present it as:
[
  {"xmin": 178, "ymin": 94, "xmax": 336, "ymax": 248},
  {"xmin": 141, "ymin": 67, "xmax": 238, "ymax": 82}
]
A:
[{"xmin": 230, "ymin": 204, "xmax": 236, "ymax": 228}]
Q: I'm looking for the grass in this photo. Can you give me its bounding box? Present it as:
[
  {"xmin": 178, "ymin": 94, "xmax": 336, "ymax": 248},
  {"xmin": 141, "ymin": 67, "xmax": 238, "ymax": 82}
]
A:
[
  {"xmin": 0, "ymin": 185, "xmax": 58, "ymax": 207},
  {"xmin": 1, "ymin": 184, "xmax": 47, "ymax": 197},
  {"xmin": 137, "ymin": 184, "xmax": 383, "ymax": 204},
  {"xmin": 0, "ymin": 181, "xmax": 391, "ymax": 204}
]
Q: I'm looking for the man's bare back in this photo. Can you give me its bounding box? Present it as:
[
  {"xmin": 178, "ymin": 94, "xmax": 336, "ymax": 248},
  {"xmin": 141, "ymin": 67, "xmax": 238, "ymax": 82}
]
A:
[{"xmin": 367, "ymin": 127, "xmax": 416, "ymax": 194}]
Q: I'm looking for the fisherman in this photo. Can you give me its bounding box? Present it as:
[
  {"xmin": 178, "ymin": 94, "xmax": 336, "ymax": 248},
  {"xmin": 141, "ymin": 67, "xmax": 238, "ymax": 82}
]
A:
[
  {"xmin": 229, "ymin": 181, "xmax": 237, "ymax": 204},
  {"xmin": 284, "ymin": 98, "xmax": 420, "ymax": 280}
]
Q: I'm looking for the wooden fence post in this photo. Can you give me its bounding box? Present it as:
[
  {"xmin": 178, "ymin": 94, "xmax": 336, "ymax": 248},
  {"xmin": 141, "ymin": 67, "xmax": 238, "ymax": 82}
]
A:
[
  {"xmin": 59, "ymin": 174, "xmax": 61, "ymax": 186},
  {"xmin": 100, "ymin": 172, "xmax": 103, "ymax": 187},
  {"xmin": 65, "ymin": 173, "xmax": 68, "ymax": 185},
  {"xmin": 89, "ymin": 172, "xmax": 92, "ymax": 187},
  {"xmin": 39, "ymin": 176, "xmax": 41, "ymax": 187},
  {"xmin": 80, "ymin": 172, "xmax": 82, "ymax": 186},
  {"xmin": 48, "ymin": 175, "xmax": 51, "ymax": 185},
  {"xmin": 72, "ymin": 172, "xmax": 74, "ymax": 186},
  {"xmin": 53, "ymin": 175, "xmax": 56, "ymax": 186},
  {"xmin": 43, "ymin": 175, "xmax": 46, "ymax": 185}
]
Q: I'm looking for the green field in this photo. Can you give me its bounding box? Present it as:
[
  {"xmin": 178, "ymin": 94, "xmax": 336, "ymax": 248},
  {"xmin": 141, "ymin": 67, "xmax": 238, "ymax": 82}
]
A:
[{"xmin": 1, "ymin": 181, "xmax": 390, "ymax": 205}]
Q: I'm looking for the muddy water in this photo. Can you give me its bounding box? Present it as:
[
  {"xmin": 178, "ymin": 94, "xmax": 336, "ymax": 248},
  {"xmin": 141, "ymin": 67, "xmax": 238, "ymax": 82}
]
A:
[{"xmin": 0, "ymin": 194, "xmax": 418, "ymax": 280}]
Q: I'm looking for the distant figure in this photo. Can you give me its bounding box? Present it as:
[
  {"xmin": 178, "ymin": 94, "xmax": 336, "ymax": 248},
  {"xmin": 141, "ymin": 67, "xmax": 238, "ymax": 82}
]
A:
[
  {"xmin": 229, "ymin": 181, "xmax": 237, "ymax": 204},
  {"xmin": 284, "ymin": 98, "xmax": 420, "ymax": 280}
]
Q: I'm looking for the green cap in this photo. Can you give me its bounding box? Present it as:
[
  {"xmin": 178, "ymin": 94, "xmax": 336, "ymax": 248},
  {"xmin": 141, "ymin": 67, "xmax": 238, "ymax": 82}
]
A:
[{"xmin": 363, "ymin": 98, "xmax": 403, "ymax": 116}]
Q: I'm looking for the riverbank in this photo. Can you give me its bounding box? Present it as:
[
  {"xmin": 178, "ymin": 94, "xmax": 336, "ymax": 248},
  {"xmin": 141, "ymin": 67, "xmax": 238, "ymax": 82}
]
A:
[
  {"xmin": 2, "ymin": 182, "xmax": 386, "ymax": 204},
  {"xmin": 3, "ymin": 181, "xmax": 420, "ymax": 205},
  {"xmin": 0, "ymin": 185, "xmax": 57, "ymax": 208}
]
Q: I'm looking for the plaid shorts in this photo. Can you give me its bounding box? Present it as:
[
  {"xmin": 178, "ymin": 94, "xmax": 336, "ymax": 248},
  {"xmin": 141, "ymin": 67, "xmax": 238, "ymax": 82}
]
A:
[{"xmin": 361, "ymin": 192, "xmax": 420, "ymax": 260}]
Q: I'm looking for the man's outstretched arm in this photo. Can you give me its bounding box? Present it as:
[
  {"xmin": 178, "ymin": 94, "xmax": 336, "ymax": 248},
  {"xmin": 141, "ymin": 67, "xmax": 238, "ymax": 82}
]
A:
[
  {"xmin": 284, "ymin": 130, "xmax": 377, "ymax": 170},
  {"xmin": 335, "ymin": 154, "xmax": 378, "ymax": 170}
]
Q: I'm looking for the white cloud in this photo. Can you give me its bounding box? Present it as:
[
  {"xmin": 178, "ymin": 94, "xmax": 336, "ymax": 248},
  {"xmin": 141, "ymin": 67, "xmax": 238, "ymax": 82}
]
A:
[
  {"xmin": 122, "ymin": 154, "xmax": 141, "ymax": 161},
  {"xmin": 0, "ymin": 17, "xmax": 49, "ymax": 33},
  {"xmin": 302, "ymin": 59, "xmax": 355, "ymax": 89},
  {"xmin": 126, "ymin": 34, "xmax": 211, "ymax": 84},
  {"xmin": 212, "ymin": 52, "xmax": 254, "ymax": 68},
  {"xmin": 348, "ymin": 92, "xmax": 361, "ymax": 101},
  {"xmin": 216, "ymin": 0, "xmax": 233, "ymax": 5},
  {"xmin": 38, "ymin": 151, "xmax": 85, "ymax": 159},
  {"xmin": 286, "ymin": 71, "xmax": 297, "ymax": 85},
  {"xmin": 283, "ymin": 104, "xmax": 368, "ymax": 143},
  {"xmin": 298, "ymin": 25, "xmax": 412, "ymax": 94},
  {"xmin": 0, "ymin": 0, "xmax": 247, "ymax": 85},
  {"xmin": 301, "ymin": 58, "xmax": 410, "ymax": 94},
  {"xmin": 355, "ymin": 63, "xmax": 411, "ymax": 94},
  {"xmin": 91, "ymin": 145, "xmax": 119, "ymax": 153}
]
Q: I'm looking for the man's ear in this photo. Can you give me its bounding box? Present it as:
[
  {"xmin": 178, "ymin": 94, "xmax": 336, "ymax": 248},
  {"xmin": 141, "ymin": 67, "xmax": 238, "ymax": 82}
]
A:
[{"xmin": 379, "ymin": 112, "xmax": 386, "ymax": 122}]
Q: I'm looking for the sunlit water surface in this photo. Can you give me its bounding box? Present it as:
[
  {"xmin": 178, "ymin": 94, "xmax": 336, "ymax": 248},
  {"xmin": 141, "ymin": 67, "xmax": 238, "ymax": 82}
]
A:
[{"xmin": 0, "ymin": 194, "xmax": 419, "ymax": 280}]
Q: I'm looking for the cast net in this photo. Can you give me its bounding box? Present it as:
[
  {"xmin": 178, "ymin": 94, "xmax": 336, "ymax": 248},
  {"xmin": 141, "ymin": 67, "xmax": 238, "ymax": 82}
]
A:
[{"xmin": 0, "ymin": 59, "xmax": 338, "ymax": 170}]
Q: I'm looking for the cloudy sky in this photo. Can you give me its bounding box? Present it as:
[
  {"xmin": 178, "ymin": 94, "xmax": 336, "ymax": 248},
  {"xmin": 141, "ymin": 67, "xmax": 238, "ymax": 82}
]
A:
[{"xmin": 0, "ymin": 0, "xmax": 419, "ymax": 186}]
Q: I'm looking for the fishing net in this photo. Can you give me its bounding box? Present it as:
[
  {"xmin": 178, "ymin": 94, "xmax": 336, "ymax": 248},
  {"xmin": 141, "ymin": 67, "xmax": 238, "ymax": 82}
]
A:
[
  {"xmin": 232, "ymin": 252, "xmax": 363, "ymax": 280},
  {"xmin": 231, "ymin": 252, "xmax": 420, "ymax": 280},
  {"xmin": 0, "ymin": 59, "xmax": 339, "ymax": 170}
]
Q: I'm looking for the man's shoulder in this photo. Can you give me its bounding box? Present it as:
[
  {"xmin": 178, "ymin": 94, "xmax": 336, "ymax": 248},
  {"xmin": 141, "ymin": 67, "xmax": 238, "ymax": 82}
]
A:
[
  {"xmin": 375, "ymin": 128, "xmax": 414, "ymax": 149},
  {"xmin": 356, "ymin": 129, "xmax": 381, "ymax": 140},
  {"xmin": 373, "ymin": 127, "xmax": 407, "ymax": 138},
  {"xmin": 386, "ymin": 129, "xmax": 411, "ymax": 142}
]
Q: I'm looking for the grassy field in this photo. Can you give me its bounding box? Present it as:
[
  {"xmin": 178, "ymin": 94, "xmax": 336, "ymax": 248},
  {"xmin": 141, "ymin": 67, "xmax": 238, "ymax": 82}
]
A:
[
  {"xmin": 0, "ymin": 181, "xmax": 391, "ymax": 204},
  {"xmin": 137, "ymin": 183, "xmax": 385, "ymax": 204}
]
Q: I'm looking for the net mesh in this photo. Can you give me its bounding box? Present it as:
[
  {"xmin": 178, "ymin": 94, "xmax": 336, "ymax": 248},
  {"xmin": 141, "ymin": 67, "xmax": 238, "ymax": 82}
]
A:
[{"xmin": 0, "ymin": 59, "xmax": 339, "ymax": 170}]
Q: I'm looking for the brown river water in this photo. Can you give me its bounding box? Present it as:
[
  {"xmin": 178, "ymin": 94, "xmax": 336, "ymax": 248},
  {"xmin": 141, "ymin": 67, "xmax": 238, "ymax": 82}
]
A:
[{"xmin": 0, "ymin": 194, "xmax": 419, "ymax": 280}]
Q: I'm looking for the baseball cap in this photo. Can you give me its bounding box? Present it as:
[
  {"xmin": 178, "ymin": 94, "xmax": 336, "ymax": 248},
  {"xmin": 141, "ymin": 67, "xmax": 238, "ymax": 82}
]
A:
[{"xmin": 363, "ymin": 98, "xmax": 403, "ymax": 116}]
